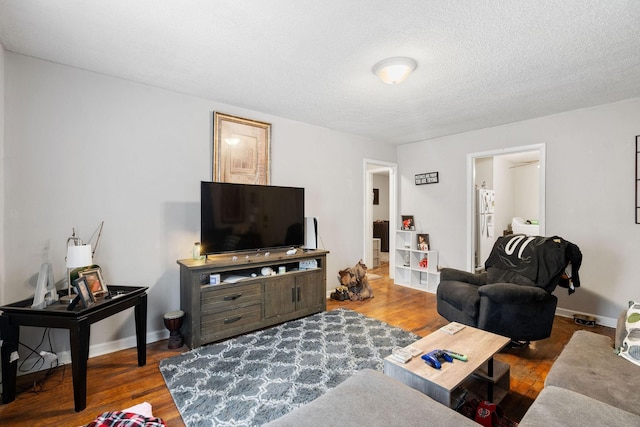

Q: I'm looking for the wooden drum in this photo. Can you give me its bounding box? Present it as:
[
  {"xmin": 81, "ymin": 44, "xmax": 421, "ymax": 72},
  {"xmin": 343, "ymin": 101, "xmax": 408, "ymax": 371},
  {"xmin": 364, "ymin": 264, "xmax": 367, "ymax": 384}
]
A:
[{"xmin": 163, "ymin": 310, "xmax": 185, "ymax": 349}]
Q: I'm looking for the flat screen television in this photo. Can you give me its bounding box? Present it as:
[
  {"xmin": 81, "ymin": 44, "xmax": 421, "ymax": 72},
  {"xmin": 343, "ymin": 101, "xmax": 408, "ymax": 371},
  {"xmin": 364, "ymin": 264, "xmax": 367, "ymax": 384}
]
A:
[{"xmin": 200, "ymin": 181, "xmax": 305, "ymax": 255}]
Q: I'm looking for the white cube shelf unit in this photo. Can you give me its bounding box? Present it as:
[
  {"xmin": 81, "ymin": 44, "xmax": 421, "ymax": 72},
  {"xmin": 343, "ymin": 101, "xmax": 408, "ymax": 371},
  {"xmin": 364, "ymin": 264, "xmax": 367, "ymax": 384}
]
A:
[{"xmin": 394, "ymin": 230, "xmax": 440, "ymax": 293}]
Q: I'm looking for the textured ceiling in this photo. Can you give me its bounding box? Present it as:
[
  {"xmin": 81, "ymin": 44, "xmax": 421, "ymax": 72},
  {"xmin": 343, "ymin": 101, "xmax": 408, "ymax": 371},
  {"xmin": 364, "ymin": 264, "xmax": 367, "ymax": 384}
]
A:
[{"xmin": 1, "ymin": 1, "xmax": 640, "ymax": 145}]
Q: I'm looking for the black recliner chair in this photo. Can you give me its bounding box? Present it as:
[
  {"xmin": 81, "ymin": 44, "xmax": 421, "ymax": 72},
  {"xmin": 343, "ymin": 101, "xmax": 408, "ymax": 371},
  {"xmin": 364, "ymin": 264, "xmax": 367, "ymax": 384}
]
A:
[{"xmin": 436, "ymin": 234, "xmax": 582, "ymax": 344}]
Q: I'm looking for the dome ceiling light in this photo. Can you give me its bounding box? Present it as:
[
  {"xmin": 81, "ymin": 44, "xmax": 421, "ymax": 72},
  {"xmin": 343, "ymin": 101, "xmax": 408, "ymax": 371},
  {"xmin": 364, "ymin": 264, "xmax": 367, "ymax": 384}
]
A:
[{"xmin": 372, "ymin": 57, "xmax": 417, "ymax": 84}]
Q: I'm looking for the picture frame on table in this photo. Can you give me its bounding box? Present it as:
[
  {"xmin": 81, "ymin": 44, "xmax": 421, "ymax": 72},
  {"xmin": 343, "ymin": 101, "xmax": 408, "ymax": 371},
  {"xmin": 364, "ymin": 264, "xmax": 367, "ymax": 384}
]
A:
[
  {"xmin": 79, "ymin": 267, "xmax": 108, "ymax": 297},
  {"xmin": 73, "ymin": 277, "xmax": 95, "ymax": 308},
  {"xmin": 213, "ymin": 112, "xmax": 271, "ymax": 185}
]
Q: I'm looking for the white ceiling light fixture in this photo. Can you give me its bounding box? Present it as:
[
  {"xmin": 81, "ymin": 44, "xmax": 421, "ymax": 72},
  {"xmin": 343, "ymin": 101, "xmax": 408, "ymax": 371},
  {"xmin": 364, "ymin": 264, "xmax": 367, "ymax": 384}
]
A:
[{"xmin": 373, "ymin": 57, "xmax": 417, "ymax": 84}]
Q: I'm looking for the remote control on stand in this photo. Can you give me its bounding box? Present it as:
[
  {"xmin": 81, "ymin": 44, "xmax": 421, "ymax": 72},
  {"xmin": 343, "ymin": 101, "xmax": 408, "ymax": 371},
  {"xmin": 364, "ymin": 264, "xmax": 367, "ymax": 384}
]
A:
[{"xmin": 442, "ymin": 349, "xmax": 468, "ymax": 362}]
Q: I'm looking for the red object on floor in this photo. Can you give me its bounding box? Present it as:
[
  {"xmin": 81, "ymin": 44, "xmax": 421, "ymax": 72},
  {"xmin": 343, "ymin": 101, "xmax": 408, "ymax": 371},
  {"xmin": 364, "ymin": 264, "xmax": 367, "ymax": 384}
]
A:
[{"xmin": 475, "ymin": 400, "xmax": 504, "ymax": 427}]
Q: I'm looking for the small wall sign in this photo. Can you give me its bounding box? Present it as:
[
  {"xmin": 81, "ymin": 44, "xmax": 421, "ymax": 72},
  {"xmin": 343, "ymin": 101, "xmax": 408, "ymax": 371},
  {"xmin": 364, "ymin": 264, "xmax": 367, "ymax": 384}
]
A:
[{"xmin": 415, "ymin": 172, "xmax": 439, "ymax": 185}]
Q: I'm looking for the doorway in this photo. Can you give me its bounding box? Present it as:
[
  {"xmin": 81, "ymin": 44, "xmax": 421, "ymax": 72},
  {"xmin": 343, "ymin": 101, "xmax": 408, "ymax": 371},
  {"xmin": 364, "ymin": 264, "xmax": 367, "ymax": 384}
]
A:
[
  {"xmin": 363, "ymin": 159, "xmax": 397, "ymax": 277},
  {"xmin": 466, "ymin": 144, "xmax": 546, "ymax": 271}
]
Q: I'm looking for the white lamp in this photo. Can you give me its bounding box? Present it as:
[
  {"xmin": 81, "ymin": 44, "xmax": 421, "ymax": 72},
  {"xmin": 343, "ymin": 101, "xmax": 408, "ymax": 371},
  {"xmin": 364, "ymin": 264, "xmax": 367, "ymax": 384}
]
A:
[
  {"xmin": 65, "ymin": 244, "xmax": 92, "ymax": 302},
  {"xmin": 67, "ymin": 245, "xmax": 93, "ymax": 270},
  {"xmin": 372, "ymin": 57, "xmax": 417, "ymax": 84},
  {"xmin": 64, "ymin": 230, "xmax": 93, "ymax": 302}
]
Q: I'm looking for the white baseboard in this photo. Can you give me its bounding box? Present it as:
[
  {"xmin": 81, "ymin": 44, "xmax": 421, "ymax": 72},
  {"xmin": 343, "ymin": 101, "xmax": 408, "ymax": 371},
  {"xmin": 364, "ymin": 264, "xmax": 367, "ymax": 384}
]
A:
[
  {"xmin": 15, "ymin": 329, "xmax": 167, "ymax": 377},
  {"xmin": 555, "ymin": 307, "xmax": 618, "ymax": 328},
  {"xmin": 326, "ymin": 292, "xmax": 619, "ymax": 329},
  {"xmin": 141, "ymin": 313, "xmax": 623, "ymax": 339},
  {"xmin": 15, "ymin": 309, "xmax": 615, "ymax": 378}
]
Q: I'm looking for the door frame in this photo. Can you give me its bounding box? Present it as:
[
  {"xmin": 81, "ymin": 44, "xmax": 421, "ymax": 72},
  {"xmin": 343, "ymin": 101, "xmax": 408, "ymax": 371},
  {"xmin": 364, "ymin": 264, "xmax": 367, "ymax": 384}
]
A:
[
  {"xmin": 363, "ymin": 159, "xmax": 397, "ymax": 276},
  {"xmin": 466, "ymin": 144, "xmax": 546, "ymax": 271}
]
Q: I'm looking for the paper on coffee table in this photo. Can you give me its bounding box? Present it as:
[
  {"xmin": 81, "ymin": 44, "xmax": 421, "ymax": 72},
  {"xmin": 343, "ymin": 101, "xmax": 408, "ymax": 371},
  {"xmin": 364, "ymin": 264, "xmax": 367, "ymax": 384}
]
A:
[{"xmin": 440, "ymin": 322, "xmax": 465, "ymax": 335}]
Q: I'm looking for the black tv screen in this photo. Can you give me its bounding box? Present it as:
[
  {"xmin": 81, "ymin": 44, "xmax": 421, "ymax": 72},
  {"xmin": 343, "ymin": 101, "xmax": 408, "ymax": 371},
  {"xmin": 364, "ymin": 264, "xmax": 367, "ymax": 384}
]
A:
[{"xmin": 200, "ymin": 181, "xmax": 305, "ymax": 255}]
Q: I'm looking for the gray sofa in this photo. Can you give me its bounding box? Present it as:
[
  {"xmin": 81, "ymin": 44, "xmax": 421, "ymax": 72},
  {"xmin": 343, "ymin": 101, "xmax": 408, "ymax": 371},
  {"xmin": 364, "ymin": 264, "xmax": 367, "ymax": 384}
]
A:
[
  {"xmin": 267, "ymin": 326, "xmax": 640, "ymax": 426},
  {"xmin": 264, "ymin": 368, "xmax": 477, "ymax": 427},
  {"xmin": 519, "ymin": 329, "xmax": 640, "ymax": 426}
]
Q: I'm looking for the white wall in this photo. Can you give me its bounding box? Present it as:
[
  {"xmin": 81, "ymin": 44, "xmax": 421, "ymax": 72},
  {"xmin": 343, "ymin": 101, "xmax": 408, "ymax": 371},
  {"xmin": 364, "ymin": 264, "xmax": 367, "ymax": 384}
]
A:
[
  {"xmin": 398, "ymin": 98, "xmax": 640, "ymax": 321},
  {"xmin": 474, "ymin": 157, "xmax": 493, "ymax": 189},
  {"xmin": 513, "ymin": 162, "xmax": 540, "ymax": 221},
  {"xmin": 493, "ymin": 155, "xmax": 517, "ymax": 238},
  {"xmin": 2, "ymin": 53, "xmax": 396, "ymax": 359},
  {"xmin": 372, "ymin": 174, "xmax": 389, "ymax": 221}
]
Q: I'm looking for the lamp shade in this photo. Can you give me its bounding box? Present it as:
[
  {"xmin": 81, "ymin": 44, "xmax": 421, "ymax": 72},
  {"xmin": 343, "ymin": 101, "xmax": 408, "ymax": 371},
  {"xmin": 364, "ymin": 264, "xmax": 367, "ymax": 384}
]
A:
[
  {"xmin": 66, "ymin": 244, "xmax": 93, "ymax": 269},
  {"xmin": 373, "ymin": 57, "xmax": 417, "ymax": 84}
]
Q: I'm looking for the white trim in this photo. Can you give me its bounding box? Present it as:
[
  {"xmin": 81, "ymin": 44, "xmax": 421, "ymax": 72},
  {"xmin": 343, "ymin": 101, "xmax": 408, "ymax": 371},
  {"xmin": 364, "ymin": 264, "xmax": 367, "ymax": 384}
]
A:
[
  {"xmin": 555, "ymin": 307, "xmax": 618, "ymax": 329},
  {"xmin": 363, "ymin": 158, "xmax": 397, "ymax": 276},
  {"xmin": 16, "ymin": 329, "xmax": 167, "ymax": 377},
  {"xmin": 466, "ymin": 143, "xmax": 546, "ymax": 271}
]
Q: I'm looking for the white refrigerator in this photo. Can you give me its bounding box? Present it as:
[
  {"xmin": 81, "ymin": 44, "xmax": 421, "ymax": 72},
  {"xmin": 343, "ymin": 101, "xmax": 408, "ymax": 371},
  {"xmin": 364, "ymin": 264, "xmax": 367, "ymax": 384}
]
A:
[{"xmin": 476, "ymin": 188, "xmax": 495, "ymax": 270}]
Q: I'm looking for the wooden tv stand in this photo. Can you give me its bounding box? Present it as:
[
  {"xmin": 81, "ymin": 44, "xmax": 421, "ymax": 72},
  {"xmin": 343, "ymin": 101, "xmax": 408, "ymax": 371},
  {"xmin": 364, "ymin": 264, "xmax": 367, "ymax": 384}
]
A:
[{"xmin": 177, "ymin": 248, "xmax": 328, "ymax": 349}]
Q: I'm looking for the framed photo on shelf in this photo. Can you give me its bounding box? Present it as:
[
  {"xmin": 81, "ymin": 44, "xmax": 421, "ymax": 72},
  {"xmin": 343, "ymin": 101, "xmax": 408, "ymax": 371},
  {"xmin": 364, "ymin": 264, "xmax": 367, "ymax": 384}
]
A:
[
  {"xmin": 73, "ymin": 277, "xmax": 95, "ymax": 308},
  {"xmin": 417, "ymin": 234, "xmax": 430, "ymax": 251},
  {"xmin": 213, "ymin": 112, "xmax": 271, "ymax": 185},
  {"xmin": 79, "ymin": 267, "xmax": 108, "ymax": 297},
  {"xmin": 401, "ymin": 215, "xmax": 414, "ymax": 230}
]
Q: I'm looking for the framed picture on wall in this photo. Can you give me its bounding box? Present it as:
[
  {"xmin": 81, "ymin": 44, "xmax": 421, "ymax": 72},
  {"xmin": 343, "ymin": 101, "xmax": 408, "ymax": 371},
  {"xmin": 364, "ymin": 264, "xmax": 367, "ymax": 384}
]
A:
[
  {"xmin": 373, "ymin": 188, "xmax": 379, "ymax": 205},
  {"xmin": 213, "ymin": 112, "xmax": 271, "ymax": 185}
]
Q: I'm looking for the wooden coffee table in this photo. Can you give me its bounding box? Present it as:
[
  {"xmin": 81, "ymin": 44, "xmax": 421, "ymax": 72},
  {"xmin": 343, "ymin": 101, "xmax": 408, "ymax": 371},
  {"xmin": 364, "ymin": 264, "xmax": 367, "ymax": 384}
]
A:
[{"xmin": 383, "ymin": 323, "xmax": 510, "ymax": 407}]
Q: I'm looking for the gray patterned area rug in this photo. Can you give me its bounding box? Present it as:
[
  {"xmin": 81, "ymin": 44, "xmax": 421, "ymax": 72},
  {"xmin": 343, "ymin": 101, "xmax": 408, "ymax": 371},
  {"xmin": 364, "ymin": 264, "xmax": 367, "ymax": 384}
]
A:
[{"xmin": 159, "ymin": 308, "xmax": 418, "ymax": 427}]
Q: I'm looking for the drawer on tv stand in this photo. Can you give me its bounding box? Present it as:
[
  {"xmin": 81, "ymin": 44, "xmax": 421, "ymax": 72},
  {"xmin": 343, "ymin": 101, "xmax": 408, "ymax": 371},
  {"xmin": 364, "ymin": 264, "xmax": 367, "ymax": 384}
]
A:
[
  {"xmin": 201, "ymin": 282, "xmax": 262, "ymax": 312},
  {"xmin": 200, "ymin": 303, "xmax": 263, "ymax": 341}
]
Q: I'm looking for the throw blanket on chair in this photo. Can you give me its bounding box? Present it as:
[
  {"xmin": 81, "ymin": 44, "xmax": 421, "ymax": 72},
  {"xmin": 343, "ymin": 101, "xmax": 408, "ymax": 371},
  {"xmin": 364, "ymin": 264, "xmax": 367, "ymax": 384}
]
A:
[{"xmin": 485, "ymin": 235, "xmax": 582, "ymax": 294}]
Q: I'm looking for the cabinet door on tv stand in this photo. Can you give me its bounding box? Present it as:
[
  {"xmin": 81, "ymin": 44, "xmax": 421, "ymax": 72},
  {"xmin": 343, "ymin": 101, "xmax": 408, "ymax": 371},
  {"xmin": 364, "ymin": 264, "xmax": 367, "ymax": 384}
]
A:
[
  {"xmin": 264, "ymin": 276, "xmax": 298, "ymax": 318},
  {"xmin": 295, "ymin": 270, "xmax": 325, "ymax": 311}
]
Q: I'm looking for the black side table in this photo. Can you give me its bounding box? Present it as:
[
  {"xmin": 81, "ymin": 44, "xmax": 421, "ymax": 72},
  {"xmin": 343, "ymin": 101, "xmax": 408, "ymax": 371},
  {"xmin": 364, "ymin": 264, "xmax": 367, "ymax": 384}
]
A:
[{"xmin": 0, "ymin": 285, "xmax": 148, "ymax": 412}]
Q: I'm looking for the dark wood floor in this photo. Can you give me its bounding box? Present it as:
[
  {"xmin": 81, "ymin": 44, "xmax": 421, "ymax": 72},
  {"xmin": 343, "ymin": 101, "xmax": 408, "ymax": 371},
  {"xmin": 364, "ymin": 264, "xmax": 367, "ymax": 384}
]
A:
[{"xmin": 0, "ymin": 262, "xmax": 614, "ymax": 426}]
